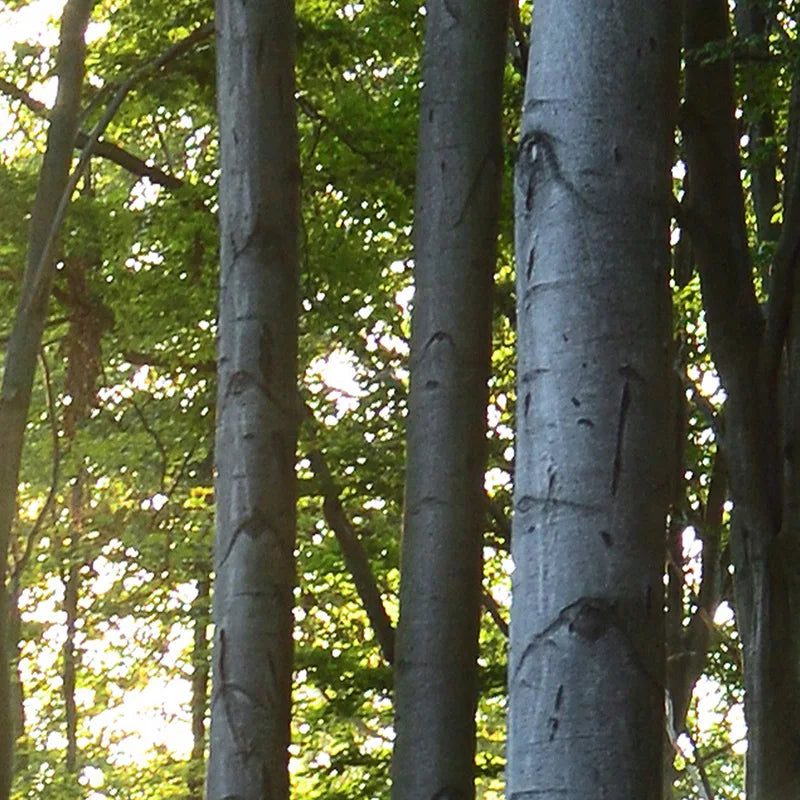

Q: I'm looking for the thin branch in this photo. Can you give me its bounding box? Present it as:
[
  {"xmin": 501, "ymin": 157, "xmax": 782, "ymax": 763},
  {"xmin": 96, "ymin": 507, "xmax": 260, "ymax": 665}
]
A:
[
  {"xmin": 508, "ymin": 1, "xmax": 529, "ymax": 75},
  {"xmin": 0, "ymin": 76, "xmax": 183, "ymax": 190},
  {"xmin": 482, "ymin": 590, "xmax": 508, "ymax": 638},
  {"xmin": 762, "ymin": 75, "xmax": 800, "ymax": 385},
  {"xmin": 306, "ymin": 444, "xmax": 396, "ymax": 665},
  {"xmin": 486, "ymin": 492, "xmax": 511, "ymax": 549},
  {"xmin": 129, "ymin": 397, "xmax": 169, "ymax": 492},
  {"xmin": 296, "ymin": 94, "xmax": 383, "ymax": 164}
]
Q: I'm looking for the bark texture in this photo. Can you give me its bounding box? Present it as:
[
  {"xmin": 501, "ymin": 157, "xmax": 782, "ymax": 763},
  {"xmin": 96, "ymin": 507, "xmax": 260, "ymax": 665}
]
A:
[
  {"xmin": 682, "ymin": 3, "xmax": 800, "ymax": 796},
  {"xmin": 207, "ymin": 1, "xmax": 299, "ymax": 798},
  {"xmin": 508, "ymin": 3, "xmax": 679, "ymax": 799},
  {"xmin": 0, "ymin": 1, "xmax": 93, "ymax": 795},
  {"xmin": 390, "ymin": 1, "xmax": 509, "ymax": 798}
]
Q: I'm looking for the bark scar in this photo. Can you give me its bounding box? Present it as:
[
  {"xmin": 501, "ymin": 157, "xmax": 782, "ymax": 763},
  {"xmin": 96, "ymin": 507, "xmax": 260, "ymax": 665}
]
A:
[{"xmin": 611, "ymin": 380, "xmax": 631, "ymax": 495}]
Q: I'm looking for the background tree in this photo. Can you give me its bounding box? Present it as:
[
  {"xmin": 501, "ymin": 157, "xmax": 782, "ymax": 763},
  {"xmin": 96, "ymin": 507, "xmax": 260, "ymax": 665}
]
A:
[
  {"xmin": 206, "ymin": 0, "xmax": 300, "ymax": 797},
  {"xmin": 680, "ymin": 1, "xmax": 800, "ymax": 795},
  {"xmin": 0, "ymin": 1, "xmax": 94, "ymax": 795},
  {"xmin": 390, "ymin": 1, "xmax": 509, "ymax": 798}
]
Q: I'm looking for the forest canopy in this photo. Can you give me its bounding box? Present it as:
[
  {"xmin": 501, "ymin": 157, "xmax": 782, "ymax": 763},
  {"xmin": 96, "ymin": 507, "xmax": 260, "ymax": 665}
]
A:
[{"xmin": 0, "ymin": 1, "xmax": 797, "ymax": 799}]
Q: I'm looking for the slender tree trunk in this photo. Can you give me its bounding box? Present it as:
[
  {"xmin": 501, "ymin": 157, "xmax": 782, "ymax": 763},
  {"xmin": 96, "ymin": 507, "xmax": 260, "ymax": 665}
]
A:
[
  {"xmin": 734, "ymin": 0, "xmax": 780, "ymax": 244},
  {"xmin": 390, "ymin": 2, "xmax": 508, "ymax": 798},
  {"xmin": 0, "ymin": 2, "xmax": 93, "ymax": 795},
  {"xmin": 62, "ymin": 561, "xmax": 80, "ymax": 774},
  {"xmin": 207, "ymin": 0, "xmax": 300, "ymax": 797},
  {"xmin": 508, "ymin": 3, "xmax": 679, "ymax": 799},
  {"xmin": 189, "ymin": 567, "xmax": 210, "ymax": 800}
]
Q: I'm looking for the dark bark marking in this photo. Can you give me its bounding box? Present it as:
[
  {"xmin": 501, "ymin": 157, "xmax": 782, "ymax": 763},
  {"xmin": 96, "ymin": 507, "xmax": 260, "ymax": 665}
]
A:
[
  {"xmin": 524, "ymin": 392, "xmax": 531, "ymax": 418},
  {"xmin": 571, "ymin": 396, "xmax": 581, "ymax": 407},
  {"xmin": 525, "ymin": 246, "xmax": 535, "ymax": 282},
  {"xmin": 546, "ymin": 465, "xmax": 556, "ymax": 501},
  {"xmin": 617, "ymin": 363, "xmax": 644, "ymax": 382},
  {"xmin": 453, "ymin": 147, "xmax": 497, "ymax": 228},
  {"xmin": 577, "ymin": 417, "xmax": 594, "ymax": 428},
  {"xmin": 599, "ymin": 530, "xmax": 612, "ymax": 547},
  {"xmin": 554, "ymin": 684, "xmax": 564, "ymax": 711},
  {"xmin": 520, "ymin": 367, "xmax": 550, "ymax": 383},
  {"xmin": 568, "ymin": 598, "xmax": 613, "ymax": 641},
  {"xmin": 216, "ymin": 506, "xmax": 272, "ymax": 570},
  {"xmin": 425, "ymin": 379, "xmax": 440, "ymax": 390},
  {"xmin": 420, "ymin": 330, "xmax": 456, "ymax": 357},
  {"xmin": 649, "ymin": 36, "xmax": 657, "ymax": 52},
  {"xmin": 512, "ymin": 597, "xmax": 613, "ymax": 684},
  {"xmin": 515, "ymin": 495, "xmax": 602, "ymax": 513},
  {"xmin": 548, "ymin": 715, "xmax": 559, "ymax": 740},
  {"xmin": 613, "ymin": 145, "xmax": 622, "ymax": 163},
  {"xmin": 611, "ymin": 380, "xmax": 631, "ymax": 495},
  {"xmin": 442, "ymin": 0, "xmax": 460, "ymax": 23}
]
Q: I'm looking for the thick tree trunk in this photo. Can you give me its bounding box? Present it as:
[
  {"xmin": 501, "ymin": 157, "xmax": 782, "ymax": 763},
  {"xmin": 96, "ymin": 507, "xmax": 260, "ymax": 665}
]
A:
[
  {"xmin": 508, "ymin": 4, "xmax": 679, "ymax": 799},
  {"xmin": 0, "ymin": 2, "xmax": 93, "ymax": 796},
  {"xmin": 207, "ymin": 1, "xmax": 300, "ymax": 798},
  {"xmin": 390, "ymin": 2, "xmax": 508, "ymax": 799}
]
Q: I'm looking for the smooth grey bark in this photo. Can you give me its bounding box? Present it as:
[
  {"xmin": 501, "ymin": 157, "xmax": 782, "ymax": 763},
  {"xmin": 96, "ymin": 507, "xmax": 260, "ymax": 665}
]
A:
[
  {"xmin": 207, "ymin": 1, "xmax": 299, "ymax": 798},
  {"xmin": 508, "ymin": 3, "xmax": 679, "ymax": 799},
  {"xmin": 681, "ymin": 3, "xmax": 800, "ymax": 796},
  {"xmin": 390, "ymin": 1, "xmax": 509, "ymax": 798},
  {"xmin": 0, "ymin": 2, "xmax": 93, "ymax": 796}
]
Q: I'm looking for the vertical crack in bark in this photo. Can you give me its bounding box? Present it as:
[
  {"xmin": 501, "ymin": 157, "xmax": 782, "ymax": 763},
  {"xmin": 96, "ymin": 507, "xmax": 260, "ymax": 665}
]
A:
[{"xmin": 611, "ymin": 380, "xmax": 631, "ymax": 495}]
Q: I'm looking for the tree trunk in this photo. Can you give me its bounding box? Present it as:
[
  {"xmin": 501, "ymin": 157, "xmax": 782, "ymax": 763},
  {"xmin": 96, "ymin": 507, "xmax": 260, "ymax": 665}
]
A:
[
  {"xmin": 390, "ymin": 1, "xmax": 508, "ymax": 798},
  {"xmin": 681, "ymin": 3, "xmax": 800, "ymax": 796},
  {"xmin": 207, "ymin": 0, "xmax": 300, "ymax": 797},
  {"xmin": 189, "ymin": 567, "xmax": 210, "ymax": 800},
  {"xmin": 508, "ymin": 3, "xmax": 679, "ymax": 799},
  {"xmin": 0, "ymin": 1, "xmax": 93, "ymax": 795}
]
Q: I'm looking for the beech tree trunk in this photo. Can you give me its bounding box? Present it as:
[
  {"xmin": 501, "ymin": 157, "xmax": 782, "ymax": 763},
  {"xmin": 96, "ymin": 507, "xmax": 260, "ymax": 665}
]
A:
[
  {"xmin": 390, "ymin": 2, "xmax": 508, "ymax": 799},
  {"xmin": 0, "ymin": 1, "xmax": 93, "ymax": 795},
  {"xmin": 681, "ymin": 3, "xmax": 800, "ymax": 796},
  {"xmin": 508, "ymin": 4, "xmax": 679, "ymax": 799},
  {"xmin": 207, "ymin": 0, "xmax": 300, "ymax": 798}
]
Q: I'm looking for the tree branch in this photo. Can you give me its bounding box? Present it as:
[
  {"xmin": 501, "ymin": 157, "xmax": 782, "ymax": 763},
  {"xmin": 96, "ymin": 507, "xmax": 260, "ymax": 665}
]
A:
[
  {"xmin": 682, "ymin": 1, "xmax": 762, "ymax": 385},
  {"xmin": 0, "ymin": 76, "xmax": 183, "ymax": 190},
  {"xmin": 762, "ymin": 75, "xmax": 800, "ymax": 385},
  {"xmin": 306, "ymin": 446, "xmax": 396, "ymax": 665}
]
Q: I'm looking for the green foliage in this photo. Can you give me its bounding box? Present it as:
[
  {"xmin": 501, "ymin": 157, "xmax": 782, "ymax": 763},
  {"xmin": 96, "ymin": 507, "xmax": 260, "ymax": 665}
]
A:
[{"xmin": 3, "ymin": 0, "xmax": 793, "ymax": 798}]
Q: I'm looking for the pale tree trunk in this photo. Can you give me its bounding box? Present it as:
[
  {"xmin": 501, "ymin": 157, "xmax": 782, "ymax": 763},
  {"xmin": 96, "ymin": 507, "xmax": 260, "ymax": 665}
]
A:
[
  {"xmin": 0, "ymin": 1, "xmax": 93, "ymax": 796},
  {"xmin": 681, "ymin": 3, "xmax": 800, "ymax": 796},
  {"xmin": 207, "ymin": 0, "xmax": 300, "ymax": 798},
  {"xmin": 508, "ymin": 3, "xmax": 679, "ymax": 799},
  {"xmin": 390, "ymin": 1, "xmax": 508, "ymax": 798}
]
